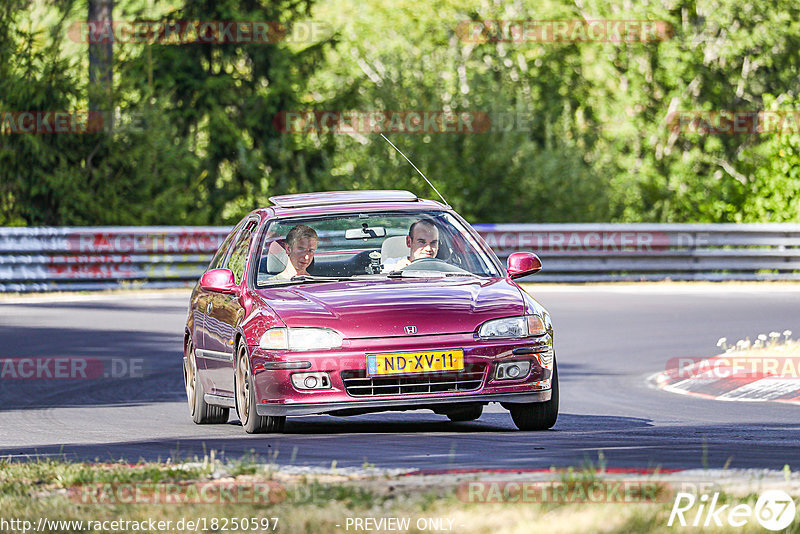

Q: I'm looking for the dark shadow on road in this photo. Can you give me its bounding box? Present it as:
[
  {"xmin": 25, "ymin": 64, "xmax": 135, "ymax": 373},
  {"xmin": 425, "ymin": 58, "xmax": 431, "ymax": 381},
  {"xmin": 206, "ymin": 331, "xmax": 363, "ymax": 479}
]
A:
[
  {"xmin": 5, "ymin": 414, "xmax": 798, "ymax": 472},
  {"xmin": 0, "ymin": 325, "xmax": 184, "ymax": 411},
  {"xmin": 3, "ymin": 301, "xmax": 188, "ymax": 313}
]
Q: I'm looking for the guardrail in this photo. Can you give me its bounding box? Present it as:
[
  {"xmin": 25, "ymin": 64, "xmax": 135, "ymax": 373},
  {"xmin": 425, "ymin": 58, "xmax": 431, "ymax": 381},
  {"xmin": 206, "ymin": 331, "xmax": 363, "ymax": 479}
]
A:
[
  {"xmin": 1, "ymin": 223, "xmax": 799, "ymax": 291},
  {"xmin": 478, "ymin": 223, "xmax": 800, "ymax": 282},
  {"xmin": 0, "ymin": 227, "xmax": 229, "ymax": 292}
]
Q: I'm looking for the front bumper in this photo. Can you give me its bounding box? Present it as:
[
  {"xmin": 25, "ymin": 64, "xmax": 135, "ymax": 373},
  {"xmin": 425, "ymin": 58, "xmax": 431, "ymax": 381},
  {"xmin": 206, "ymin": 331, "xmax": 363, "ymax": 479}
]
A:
[
  {"xmin": 256, "ymin": 390, "xmax": 551, "ymax": 416},
  {"xmin": 250, "ymin": 332, "xmax": 554, "ymax": 417}
]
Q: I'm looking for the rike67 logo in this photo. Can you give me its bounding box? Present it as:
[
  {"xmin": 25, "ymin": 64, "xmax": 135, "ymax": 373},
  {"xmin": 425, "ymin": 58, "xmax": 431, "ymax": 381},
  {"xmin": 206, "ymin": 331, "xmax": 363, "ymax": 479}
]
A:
[{"xmin": 668, "ymin": 490, "xmax": 795, "ymax": 530}]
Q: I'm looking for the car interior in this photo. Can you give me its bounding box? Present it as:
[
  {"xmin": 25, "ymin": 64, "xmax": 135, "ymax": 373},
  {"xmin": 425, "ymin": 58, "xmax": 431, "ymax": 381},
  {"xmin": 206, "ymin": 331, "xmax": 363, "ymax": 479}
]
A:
[{"xmin": 257, "ymin": 230, "xmax": 461, "ymax": 282}]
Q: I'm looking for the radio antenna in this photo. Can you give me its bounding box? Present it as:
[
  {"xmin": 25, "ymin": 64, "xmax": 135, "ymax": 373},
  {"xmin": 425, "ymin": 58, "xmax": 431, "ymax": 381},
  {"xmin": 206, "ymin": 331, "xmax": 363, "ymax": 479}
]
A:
[{"xmin": 380, "ymin": 133, "xmax": 449, "ymax": 207}]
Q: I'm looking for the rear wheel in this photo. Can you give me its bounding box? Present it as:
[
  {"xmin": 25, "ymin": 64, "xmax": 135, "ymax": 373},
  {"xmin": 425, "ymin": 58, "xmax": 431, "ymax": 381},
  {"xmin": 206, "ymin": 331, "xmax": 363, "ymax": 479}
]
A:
[
  {"xmin": 184, "ymin": 337, "xmax": 229, "ymax": 424},
  {"xmin": 445, "ymin": 404, "xmax": 483, "ymax": 422},
  {"xmin": 235, "ymin": 340, "xmax": 286, "ymax": 434},
  {"xmin": 509, "ymin": 358, "xmax": 559, "ymax": 431}
]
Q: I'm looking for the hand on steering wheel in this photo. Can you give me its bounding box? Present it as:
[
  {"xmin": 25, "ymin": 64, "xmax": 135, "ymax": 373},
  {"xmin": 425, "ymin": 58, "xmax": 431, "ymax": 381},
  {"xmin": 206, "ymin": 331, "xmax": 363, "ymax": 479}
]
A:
[
  {"xmin": 402, "ymin": 257, "xmax": 441, "ymax": 268},
  {"xmin": 401, "ymin": 256, "xmax": 470, "ymax": 274}
]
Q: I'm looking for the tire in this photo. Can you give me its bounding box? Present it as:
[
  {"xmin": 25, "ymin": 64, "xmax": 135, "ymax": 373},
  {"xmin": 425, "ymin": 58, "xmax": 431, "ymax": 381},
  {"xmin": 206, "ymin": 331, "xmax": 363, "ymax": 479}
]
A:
[
  {"xmin": 445, "ymin": 404, "xmax": 483, "ymax": 422},
  {"xmin": 184, "ymin": 337, "xmax": 229, "ymax": 424},
  {"xmin": 509, "ymin": 358, "xmax": 559, "ymax": 431},
  {"xmin": 235, "ymin": 340, "xmax": 286, "ymax": 434}
]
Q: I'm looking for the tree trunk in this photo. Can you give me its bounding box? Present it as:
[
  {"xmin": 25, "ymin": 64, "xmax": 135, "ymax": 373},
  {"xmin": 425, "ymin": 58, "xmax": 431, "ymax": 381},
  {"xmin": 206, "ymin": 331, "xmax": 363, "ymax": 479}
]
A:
[{"xmin": 88, "ymin": 0, "xmax": 113, "ymax": 131}]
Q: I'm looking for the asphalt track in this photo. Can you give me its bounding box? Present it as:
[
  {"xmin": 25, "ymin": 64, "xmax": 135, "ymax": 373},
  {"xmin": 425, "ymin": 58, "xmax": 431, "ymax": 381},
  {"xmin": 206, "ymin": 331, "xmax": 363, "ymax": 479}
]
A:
[{"xmin": 1, "ymin": 285, "xmax": 798, "ymax": 471}]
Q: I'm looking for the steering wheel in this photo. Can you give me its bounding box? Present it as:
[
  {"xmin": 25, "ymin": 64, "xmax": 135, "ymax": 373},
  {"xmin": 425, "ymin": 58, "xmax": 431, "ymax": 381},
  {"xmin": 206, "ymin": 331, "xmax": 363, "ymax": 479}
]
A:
[{"xmin": 401, "ymin": 257, "xmax": 470, "ymax": 273}]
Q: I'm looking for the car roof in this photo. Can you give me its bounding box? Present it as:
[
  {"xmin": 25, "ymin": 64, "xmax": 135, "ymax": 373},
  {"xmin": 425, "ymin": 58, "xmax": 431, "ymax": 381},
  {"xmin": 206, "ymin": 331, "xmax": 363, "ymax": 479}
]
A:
[
  {"xmin": 270, "ymin": 190, "xmax": 420, "ymax": 207},
  {"xmin": 253, "ymin": 190, "xmax": 448, "ymax": 218}
]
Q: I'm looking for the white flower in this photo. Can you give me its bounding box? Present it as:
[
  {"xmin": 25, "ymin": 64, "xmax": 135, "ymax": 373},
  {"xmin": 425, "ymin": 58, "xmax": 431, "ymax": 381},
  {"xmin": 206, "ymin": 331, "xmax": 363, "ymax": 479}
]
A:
[
  {"xmin": 769, "ymin": 331, "xmax": 780, "ymax": 338},
  {"xmin": 784, "ymin": 330, "xmax": 792, "ymax": 337},
  {"xmin": 716, "ymin": 337, "xmax": 727, "ymax": 347},
  {"xmin": 758, "ymin": 334, "xmax": 767, "ymax": 341}
]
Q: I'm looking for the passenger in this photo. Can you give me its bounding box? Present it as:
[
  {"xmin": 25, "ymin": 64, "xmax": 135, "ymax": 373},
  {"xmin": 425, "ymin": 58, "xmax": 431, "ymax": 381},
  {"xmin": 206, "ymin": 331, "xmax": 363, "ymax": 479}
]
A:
[
  {"xmin": 382, "ymin": 219, "xmax": 439, "ymax": 271},
  {"xmin": 272, "ymin": 224, "xmax": 318, "ymax": 279}
]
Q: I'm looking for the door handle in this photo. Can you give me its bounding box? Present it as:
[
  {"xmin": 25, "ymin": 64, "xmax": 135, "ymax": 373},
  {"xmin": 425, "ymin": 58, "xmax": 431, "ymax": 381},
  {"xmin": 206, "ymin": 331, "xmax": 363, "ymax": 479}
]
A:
[{"xmin": 206, "ymin": 301, "xmax": 213, "ymax": 314}]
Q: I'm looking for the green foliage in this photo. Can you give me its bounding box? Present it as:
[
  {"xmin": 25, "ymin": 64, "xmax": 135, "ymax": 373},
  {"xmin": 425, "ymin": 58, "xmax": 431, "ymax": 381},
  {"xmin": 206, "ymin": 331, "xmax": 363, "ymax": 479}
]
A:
[
  {"xmin": 302, "ymin": 0, "xmax": 800, "ymax": 223},
  {"xmin": 1, "ymin": 0, "xmax": 332, "ymax": 225},
  {"xmin": 0, "ymin": 0, "xmax": 798, "ymax": 225},
  {"xmin": 297, "ymin": 0, "xmax": 619, "ymax": 222},
  {"xmin": 741, "ymin": 94, "xmax": 800, "ymax": 221}
]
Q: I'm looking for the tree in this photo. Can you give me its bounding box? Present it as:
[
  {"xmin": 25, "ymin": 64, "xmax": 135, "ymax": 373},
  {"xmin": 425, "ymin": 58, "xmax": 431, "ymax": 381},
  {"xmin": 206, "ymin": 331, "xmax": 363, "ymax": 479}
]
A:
[{"xmin": 88, "ymin": 0, "xmax": 113, "ymax": 129}]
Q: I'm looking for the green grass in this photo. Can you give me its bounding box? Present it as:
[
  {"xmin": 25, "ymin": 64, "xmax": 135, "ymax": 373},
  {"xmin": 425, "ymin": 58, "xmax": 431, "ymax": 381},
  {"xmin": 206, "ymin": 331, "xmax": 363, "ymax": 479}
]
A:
[
  {"xmin": 287, "ymin": 481, "xmax": 383, "ymax": 509},
  {"xmin": 0, "ymin": 458, "xmax": 211, "ymax": 496},
  {"xmin": 1, "ymin": 458, "xmax": 798, "ymax": 533}
]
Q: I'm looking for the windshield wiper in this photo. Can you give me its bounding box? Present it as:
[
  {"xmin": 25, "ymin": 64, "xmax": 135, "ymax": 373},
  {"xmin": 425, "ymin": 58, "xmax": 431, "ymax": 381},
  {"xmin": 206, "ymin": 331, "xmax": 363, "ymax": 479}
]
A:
[
  {"xmin": 385, "ymin": 270, "xmax": 445, "ymax": 279},
  {"xmin": 262, "ymin": 275, "xmax": 360, "ymax": 287},
  {"xmin": 291, "ymin": 275, "xmax": 342, "ymax": 282}
]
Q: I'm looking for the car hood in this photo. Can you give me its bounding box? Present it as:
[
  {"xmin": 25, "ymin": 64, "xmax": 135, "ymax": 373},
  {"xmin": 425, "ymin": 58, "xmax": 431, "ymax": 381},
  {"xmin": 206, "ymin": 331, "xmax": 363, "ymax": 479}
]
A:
[{"xmin": 255, "ymin": 277, "xmax": 524, "ymax": 339}]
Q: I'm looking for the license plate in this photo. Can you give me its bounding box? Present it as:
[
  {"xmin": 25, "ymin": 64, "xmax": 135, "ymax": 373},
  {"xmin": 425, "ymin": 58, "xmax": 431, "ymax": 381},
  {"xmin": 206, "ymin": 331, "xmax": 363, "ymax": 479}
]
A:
[{"xmin": 366, "ymin": 349, "xmax": 464, "ymax": 376}]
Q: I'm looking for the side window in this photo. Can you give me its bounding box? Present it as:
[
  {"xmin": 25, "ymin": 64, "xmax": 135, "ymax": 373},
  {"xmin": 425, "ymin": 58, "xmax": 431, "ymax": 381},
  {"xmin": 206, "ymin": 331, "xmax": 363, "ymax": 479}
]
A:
[
  {"xmin": 208, "ymin": 222, "xmax": 243, "ymax": 270},
  {"xmin": 227, "ymin": 220, "xmax": 258, "ymax": 285}
]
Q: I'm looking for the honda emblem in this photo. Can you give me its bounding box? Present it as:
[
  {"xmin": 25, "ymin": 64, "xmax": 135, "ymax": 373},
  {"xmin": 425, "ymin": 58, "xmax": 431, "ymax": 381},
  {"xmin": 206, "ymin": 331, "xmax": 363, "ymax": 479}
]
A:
[{"xmin": 404, "ymin": 325, "xmax": 417, "ymax": 335}]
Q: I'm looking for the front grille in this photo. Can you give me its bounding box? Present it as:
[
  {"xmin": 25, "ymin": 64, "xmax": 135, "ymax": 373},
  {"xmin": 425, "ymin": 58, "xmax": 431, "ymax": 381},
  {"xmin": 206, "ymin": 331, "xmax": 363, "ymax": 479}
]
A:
[{"xmin": 340, "ymin": 363, "xmax": 486, "ymax": 397}]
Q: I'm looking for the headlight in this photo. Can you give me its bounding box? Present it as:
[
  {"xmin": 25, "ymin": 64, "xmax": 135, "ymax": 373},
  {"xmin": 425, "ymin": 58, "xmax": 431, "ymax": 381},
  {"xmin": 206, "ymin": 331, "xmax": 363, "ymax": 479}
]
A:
[
  {"xmin": 478, "ymin": 315, "xmax": 546, "ymax": 339},
  {"xmin": 259, "ymin": 327, "xmax": 343, "ymax": 351}
]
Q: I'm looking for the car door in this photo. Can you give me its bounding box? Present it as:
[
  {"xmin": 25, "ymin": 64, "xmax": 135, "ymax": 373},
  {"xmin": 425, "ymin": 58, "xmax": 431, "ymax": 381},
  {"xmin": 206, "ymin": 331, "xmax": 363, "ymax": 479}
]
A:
[
  {"xmin": 203, "ymin": 218, "xmax": 259, "ymax": 397},
  {"xmin": 194, "ymin": 221, "xmax": 242, "ymax": 359}
]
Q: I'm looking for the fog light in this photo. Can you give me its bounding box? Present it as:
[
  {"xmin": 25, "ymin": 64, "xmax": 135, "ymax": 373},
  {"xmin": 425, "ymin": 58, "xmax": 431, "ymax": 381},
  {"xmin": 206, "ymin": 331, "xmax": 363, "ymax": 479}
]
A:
[
  {"xmin": 291, "ymin": 372, "xmax": 331, "ymax": 390},
  {"xmin": 495, "ymin": 361, "xmax": 531, "ymax": 380}
]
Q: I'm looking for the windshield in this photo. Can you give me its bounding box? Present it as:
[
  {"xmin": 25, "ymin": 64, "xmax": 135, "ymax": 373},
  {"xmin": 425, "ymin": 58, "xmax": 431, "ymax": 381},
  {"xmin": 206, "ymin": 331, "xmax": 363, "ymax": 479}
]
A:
[{"xmin": 255, "ymin": 211, "xmax": 501, "ymax": 287}]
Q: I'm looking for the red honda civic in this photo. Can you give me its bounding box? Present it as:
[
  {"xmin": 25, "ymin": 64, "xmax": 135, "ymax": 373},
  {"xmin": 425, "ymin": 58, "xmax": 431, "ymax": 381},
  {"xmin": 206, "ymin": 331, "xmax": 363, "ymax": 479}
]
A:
[{"xmin": 183, "ymin": 190, "xmax": 557, "ymax": 433}]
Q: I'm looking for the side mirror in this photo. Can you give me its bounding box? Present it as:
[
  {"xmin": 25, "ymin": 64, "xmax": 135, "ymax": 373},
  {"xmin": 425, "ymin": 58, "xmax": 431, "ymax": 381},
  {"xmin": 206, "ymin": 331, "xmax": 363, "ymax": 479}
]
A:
[
  {"xmin": 507, "ymin": 252, "xmax": 542, "ymax": 279},
  {"xmin": 200, "ymin": 268, "xmax": 238, "ymax": 294}
]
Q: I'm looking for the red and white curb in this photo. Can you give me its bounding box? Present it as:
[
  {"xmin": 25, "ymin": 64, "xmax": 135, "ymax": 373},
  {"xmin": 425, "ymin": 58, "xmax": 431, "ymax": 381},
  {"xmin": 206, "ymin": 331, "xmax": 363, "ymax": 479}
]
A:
[{"xmin": 649, "ymin": 354, "xmax": 800, "ymax": 405}]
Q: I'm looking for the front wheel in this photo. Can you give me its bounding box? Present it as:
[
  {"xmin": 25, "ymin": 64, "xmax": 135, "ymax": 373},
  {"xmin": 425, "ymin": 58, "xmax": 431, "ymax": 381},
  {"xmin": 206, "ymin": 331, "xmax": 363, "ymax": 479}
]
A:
[
  {"xmin": 509, "ymin": 358, "xmax": 559, "ymax": 431},
  {"xmin": 235, "ymin": 340, "xmax": 286, "ymax": 434}
]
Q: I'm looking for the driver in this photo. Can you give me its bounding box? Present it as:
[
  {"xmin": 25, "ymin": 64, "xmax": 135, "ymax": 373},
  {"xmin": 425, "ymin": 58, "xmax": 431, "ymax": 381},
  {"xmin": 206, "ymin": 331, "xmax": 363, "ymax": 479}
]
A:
[
  {"xmin": 272, "ymin": 224, "xmax": 318, "ymax": 279},
  {"xmin": 382, "ymin": 219, "xmax": 439, "ymax": 272}
]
